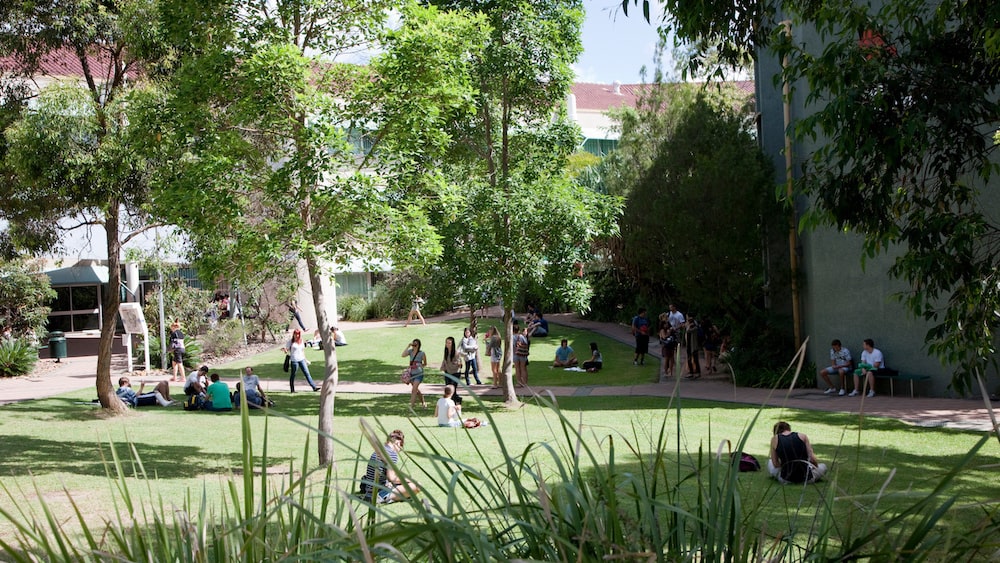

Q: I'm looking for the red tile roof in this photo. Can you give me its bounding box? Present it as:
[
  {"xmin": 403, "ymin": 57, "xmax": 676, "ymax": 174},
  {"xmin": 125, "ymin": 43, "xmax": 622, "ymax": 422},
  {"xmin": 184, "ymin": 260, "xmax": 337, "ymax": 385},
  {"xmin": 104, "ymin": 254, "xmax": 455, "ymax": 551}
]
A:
[
  {"xmin": 1, "ymin": 46, "xmax": 118, "ymax": 80},
  {"xmin": 571, "ymin": 80, "xmax": 754, "ymax": 111}
]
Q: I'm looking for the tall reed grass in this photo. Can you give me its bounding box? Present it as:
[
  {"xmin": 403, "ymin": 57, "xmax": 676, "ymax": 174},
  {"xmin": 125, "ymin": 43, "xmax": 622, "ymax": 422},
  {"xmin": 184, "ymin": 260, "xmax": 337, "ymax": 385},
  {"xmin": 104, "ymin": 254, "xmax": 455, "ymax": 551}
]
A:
[{"xmin": 1, "ymin": 382, "xmax": 997, "ymax": 561}]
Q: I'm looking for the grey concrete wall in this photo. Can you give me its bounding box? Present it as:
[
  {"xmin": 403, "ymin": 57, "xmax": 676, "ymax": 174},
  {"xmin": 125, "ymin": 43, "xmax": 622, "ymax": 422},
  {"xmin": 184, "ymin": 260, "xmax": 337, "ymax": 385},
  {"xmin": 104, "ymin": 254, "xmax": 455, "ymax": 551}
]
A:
[{"xmin": 754, "ymin": 13, "xmax": 999, "ymax": 397}]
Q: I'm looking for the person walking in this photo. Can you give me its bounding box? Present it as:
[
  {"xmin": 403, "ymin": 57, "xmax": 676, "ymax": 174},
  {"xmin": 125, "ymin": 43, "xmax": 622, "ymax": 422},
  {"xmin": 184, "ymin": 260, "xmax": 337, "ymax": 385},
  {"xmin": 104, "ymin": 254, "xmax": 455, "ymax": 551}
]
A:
[
  {"xmin": 404, "ymin": 293, "xmax": 426, "ymax": 327},
  {"xmin": 283, "ymin": 329, "xmax": 319, "ymax": 392},
  {"xmin": 439, "ymin": 336, "xmax": 463, "ymax": 402}
]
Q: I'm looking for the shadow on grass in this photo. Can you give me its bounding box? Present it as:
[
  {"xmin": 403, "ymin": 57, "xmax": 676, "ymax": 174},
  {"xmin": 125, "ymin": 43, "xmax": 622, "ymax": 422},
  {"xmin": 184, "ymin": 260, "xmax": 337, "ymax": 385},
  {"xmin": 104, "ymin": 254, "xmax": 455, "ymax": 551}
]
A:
[{"xmin": 0, "ymin": 436, "xmax": 291, "ymax": 479}]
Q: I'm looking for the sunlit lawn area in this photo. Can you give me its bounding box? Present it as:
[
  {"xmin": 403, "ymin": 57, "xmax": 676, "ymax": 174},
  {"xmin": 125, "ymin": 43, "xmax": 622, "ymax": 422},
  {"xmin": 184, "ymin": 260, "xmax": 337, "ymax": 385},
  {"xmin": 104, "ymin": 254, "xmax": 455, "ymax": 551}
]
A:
[{"xmin": 1, "ymin": 320, "xmax": 997, "ymax": 553}]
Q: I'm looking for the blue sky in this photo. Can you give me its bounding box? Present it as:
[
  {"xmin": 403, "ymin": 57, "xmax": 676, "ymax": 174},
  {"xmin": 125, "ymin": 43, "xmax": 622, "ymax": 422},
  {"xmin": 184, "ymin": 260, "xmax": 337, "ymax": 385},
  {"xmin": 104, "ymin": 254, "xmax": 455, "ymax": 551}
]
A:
[{"xmin": 575, "ymin": 0, "xmax": 669, "ymax": 84}]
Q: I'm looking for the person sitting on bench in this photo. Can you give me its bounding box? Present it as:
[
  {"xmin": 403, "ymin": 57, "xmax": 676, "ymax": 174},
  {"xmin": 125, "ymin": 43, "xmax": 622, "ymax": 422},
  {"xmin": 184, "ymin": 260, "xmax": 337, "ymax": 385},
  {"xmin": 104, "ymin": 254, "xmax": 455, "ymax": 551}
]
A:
[{"xmin": 852, "ymin": 338, "xmax": 886, "ymax": 398}]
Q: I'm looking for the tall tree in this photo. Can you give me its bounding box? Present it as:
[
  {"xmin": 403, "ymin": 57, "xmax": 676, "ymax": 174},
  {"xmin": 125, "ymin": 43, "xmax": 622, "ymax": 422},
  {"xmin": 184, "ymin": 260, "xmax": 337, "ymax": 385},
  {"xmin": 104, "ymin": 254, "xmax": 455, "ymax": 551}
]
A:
[
  {"xmin": 427, "ymin": 0, "xmax": 622, "ymax": 404},
  {"xmin": 630, "ymin": 0, "xmax": 1000, "ymax": 392},
  {"xmin": 151, "ymin": 0, "xmax": 486, "ymax": 463},
  {"xmin": 0, "ymin": 0, "xmax": 169, "ymax": 414},
  {"xmin": 613, "ymin": 87, "xmax": 781, "ymax": 321}
]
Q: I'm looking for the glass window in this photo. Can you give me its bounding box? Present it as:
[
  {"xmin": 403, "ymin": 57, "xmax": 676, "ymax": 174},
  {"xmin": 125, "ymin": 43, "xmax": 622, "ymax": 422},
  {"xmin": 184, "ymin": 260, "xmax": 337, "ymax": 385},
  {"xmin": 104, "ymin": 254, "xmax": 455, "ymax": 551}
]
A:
[
  {"xmin": 73, "ymin": 313, "xmax": 100, "ymax": 331},
  {"xmin": 52, "ymin": 287, "xmax": 72, "ymax": 312},
  {"xmin": 47, "ymin": 315, "xmax": 72, "ymax": 333},
  {"xmin": 72, "ymin": 286, "xmax": 99, "ymax": 310}
]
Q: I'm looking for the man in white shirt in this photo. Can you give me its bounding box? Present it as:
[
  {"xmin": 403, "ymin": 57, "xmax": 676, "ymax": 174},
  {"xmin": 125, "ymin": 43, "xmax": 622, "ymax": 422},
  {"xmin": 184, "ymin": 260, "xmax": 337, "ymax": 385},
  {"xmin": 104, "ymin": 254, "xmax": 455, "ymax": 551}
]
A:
[
  {"xmin": 851, "ymin": 339, "xmax": 885, "ymax": 398},
  {"xmin": 819, "ymin": 339, "xmax": 852, "ymax": 395},
  {"xmin": 667, "ymin": 304, "xmax": 685, "ymax": 331}
]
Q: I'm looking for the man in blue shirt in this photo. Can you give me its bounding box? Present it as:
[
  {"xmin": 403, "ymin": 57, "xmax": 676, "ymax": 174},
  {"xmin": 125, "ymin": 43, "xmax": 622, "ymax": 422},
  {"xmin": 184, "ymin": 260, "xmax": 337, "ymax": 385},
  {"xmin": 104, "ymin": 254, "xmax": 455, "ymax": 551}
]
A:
[
  {"xmin": 528, "ymin": 312, "xmax": 549, "ymax": 337},
  {"xmin": 553, "ymin": 339, "xmax": 577, "ymax": 367}
]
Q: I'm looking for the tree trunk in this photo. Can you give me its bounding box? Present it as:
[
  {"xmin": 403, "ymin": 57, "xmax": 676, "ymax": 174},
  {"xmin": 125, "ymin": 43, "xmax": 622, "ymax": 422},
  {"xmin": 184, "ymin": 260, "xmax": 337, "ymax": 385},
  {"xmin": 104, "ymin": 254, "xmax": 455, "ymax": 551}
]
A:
[
  {"xmin": 306, "ymin": 252, "xmax": 339, "ymax": 466},
  {"xmin": 98, "ymin": 204, "xmax": 128, "ymax": 414},
  {"xmin": 502, "ymin": 308, "xmax": 519, "ymax": 406}
]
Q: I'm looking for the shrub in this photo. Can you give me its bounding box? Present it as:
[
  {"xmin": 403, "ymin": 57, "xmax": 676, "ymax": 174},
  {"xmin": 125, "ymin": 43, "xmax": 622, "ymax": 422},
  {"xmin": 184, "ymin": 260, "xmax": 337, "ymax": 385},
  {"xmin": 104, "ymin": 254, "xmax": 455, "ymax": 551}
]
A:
[
  {"xmin": 0, "ymin": 338, "xmax": 38, "ymax": 377},
  {"xmin": 366, "ymin": 283, "xmax": 394, "ymax": 320},
  {"xmin": 0, "ymin": 259, "xmax": 55, "ymax": 339},
  {"xmin": 339, "ymin": 294, "xmax": 369, "ymax": 322},
  {"xmin": 199, "ymin": 320, "xmax": 246, "ymax": 358}
]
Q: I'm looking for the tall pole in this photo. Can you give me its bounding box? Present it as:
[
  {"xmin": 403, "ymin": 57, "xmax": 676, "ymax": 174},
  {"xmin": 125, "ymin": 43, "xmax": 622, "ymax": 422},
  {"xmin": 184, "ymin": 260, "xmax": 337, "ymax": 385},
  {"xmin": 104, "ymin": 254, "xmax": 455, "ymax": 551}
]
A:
[
  {"xmin": 156, "ymin": 228, "xmax": 167, "ymax": 370},
  {"xmin": 782, "ymin": 20, "xmax": 802, "ymax": 349}
]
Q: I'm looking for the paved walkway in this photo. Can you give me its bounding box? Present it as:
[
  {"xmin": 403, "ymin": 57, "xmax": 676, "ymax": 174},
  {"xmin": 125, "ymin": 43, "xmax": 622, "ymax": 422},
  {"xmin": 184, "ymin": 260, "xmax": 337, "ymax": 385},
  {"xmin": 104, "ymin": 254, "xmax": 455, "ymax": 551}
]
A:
[{"xmin": 2, "ymin": 310, "xmax": 998, "ymax": 433}]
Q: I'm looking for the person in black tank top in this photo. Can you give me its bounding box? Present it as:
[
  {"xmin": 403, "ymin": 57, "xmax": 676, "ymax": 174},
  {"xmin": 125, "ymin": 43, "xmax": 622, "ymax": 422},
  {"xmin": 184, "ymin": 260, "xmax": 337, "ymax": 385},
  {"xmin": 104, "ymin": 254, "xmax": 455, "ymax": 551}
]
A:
[{"xmin": 768, "ymin": 421, "xmax": 828, "ymax": 484}]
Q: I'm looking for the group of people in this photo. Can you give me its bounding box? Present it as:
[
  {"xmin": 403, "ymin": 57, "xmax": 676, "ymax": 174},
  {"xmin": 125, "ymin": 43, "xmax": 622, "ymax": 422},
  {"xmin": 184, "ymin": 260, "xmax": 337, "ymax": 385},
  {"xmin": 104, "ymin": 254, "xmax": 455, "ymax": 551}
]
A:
[
  {"xmin": 179, "ymin": 365, "xmax": 272, "ymax": 411},
  {"xmin": 551, "ymin": 339, "xmax": 603, "ymax": 372},
  {"xmin": 402, "ymin": 325, "xmax": 507, "ymax": 408},
  {"xmin": 818, "ymin": 338, "xmax": 888, "ymax": 398},
  {"xmin": 632, "ymin": 305, "xmax": 724, "ymax": 380}
]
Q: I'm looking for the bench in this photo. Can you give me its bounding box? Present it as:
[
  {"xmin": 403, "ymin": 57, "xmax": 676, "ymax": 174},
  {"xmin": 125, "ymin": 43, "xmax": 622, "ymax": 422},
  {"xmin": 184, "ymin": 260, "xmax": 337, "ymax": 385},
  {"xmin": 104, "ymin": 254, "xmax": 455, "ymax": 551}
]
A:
[{"xmin": 874, "ymin": 371, "xmax": 931, "ymax": 398}]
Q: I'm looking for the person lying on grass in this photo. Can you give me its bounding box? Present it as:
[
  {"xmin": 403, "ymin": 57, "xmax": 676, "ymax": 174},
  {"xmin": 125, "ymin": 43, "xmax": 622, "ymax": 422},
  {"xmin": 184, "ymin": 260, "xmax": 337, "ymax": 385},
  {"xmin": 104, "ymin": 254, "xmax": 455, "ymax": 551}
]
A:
[{"xmin": 116, "ymin": 376, "xmax": 176, "ymax": 407}]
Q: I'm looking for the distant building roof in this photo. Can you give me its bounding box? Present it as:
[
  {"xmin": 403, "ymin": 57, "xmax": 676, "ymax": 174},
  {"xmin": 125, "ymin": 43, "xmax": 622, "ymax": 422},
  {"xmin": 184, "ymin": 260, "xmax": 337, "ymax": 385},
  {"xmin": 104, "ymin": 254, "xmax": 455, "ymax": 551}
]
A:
[
  {"xmin": 0, "ymin": 46, "xmax": 117, "ymax": 80},
  {"xmin": 571, "ymin": 82, "xmax": 643, "ymax": 111},
  {"xmin": 571, "ymin": 80, "xmax": 755, "ymax": 112}
]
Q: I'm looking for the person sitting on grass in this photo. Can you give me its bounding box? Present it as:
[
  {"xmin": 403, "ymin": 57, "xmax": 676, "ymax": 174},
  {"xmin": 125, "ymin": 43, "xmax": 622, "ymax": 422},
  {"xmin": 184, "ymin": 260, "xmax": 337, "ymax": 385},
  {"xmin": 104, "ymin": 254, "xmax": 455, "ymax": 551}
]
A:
[
  {"xmin": 184, "ymin": 365, "xmax": 209, "ymax": 397},
  {"xmin": 528, "ymin": 312, "xmax": 549, "ymax": 337},
  {"xmin": 205, "ymin": 373, "xmax": 232, "ymax": 412},
  {"xmin": 116, "ymin": 377, "xmax": 176, "ymax": 407},
  {"xmin": 582, "ymin": 342, "xmax": 603, "ymax": 372},
  {"xmin": 553, "ymin": 339, "xmax": 578, "ymax": 367},
  {"xmin": 768, "ymin": 421, "xmax": 827, "ymax": 484},
  {"xmin": 435, "ymin": 385, "xmax": 463, "ymax": 427},
  {"xmin": 234, "ymin": 366, "xmax": 270, "ymax": 408},
  {"xmin": 359, "ymin": 429, "xmax": 420, "ymax": 503}
]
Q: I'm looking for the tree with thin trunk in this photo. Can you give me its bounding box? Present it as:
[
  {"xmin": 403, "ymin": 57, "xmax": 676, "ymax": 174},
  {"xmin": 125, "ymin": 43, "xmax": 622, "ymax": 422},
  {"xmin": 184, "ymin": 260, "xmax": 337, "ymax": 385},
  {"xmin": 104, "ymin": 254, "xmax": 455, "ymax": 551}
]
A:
[
  {"xmin": 0, "ymin": 0, "xmax": 170, "ymax": 414},
  {"xmin": 151, "ymin": 0, "xmax": 487, "ymax": 464},
  {"xmin": 425, "ymin": 0, "xmax": 622, "ymax": 405}
]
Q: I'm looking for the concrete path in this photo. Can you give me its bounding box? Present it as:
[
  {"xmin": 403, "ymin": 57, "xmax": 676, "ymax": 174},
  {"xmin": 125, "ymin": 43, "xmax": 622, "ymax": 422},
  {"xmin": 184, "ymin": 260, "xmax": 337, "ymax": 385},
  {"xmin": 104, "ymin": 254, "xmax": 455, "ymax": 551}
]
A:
[{"xmin": 3, "ymin": 310, "xmax": 998, "ymax": 433}]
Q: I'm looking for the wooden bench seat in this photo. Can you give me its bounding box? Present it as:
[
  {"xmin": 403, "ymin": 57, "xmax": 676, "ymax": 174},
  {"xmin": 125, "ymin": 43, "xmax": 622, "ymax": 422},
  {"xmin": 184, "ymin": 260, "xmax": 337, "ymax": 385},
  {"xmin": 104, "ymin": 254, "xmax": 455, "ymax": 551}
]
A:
[{"xmin": 875, "ymin": 372, "xmax": 931, "ymax": 398}]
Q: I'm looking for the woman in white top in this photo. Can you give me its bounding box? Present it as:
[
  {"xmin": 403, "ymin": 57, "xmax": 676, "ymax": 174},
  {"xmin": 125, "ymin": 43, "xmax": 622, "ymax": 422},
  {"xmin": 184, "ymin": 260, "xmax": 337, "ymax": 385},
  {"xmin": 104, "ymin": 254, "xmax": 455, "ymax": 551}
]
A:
[
  {"xmin": 459, "ymin": 327, "xmax": 481, "ymax": 385},
  {"xmin": 283, "ymin": 329, "xmax": 319, "ymax": 392},
  {"xmin": 435, "ymin": 385, "xmax": 462, "ymax": 427}
]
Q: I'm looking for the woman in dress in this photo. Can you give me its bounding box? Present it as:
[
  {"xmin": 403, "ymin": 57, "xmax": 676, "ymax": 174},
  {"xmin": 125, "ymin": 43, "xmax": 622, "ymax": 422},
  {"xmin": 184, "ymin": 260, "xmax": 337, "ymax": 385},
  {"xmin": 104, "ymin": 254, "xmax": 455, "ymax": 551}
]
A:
[
  {"xmin": 403, "ymin": 338, "xmax": 427, "ymax": 408},
  {"xmin": 283, "ymin": 329, "xmax": 319, "ymax": 392},
  {"xmin": 404, "ymin": 293, "xmax": 426, "ymax": 327},
  {"xmin": 658, "ymin": 314, "xmax": 678, "ymax": 379},
  {"xmin": 513, "ymin": 327, "xmax": 530, "ymax": 387}
]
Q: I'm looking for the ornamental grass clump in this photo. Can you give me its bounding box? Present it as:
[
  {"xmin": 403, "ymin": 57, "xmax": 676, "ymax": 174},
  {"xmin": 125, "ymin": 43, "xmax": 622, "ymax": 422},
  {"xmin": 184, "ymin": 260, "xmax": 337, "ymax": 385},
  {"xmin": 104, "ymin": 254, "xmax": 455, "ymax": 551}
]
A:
[{"xmin": 0, "ymin": 381, "xmax": 997, "ymax": 561}]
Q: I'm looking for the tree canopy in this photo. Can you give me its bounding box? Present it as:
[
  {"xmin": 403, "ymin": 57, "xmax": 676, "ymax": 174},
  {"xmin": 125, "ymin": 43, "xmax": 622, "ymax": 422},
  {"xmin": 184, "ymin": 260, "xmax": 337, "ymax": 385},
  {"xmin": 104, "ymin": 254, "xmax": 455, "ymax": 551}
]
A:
[
  {"xmin": 422, "ymin": 0, "xmax": 622, "ymax": 404},
  {"xmin": 0, "ymin": 0, "xmax": 170, "ymax": 413},
  {"xmin": 631, "ymin": 0, "xmax": 1000, "ymax": 391}
]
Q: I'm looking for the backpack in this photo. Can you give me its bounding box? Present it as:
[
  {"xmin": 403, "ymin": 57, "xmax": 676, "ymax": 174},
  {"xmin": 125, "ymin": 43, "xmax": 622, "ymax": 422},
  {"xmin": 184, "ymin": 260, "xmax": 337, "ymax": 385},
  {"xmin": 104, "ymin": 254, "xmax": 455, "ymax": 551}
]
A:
[
  {"xmin": 734, "ymin": 452, "xmax": 761, "ymax": 472},
  {"xmin": 184, "ymin": 394, "xmax": 205, "ymax": 411}
]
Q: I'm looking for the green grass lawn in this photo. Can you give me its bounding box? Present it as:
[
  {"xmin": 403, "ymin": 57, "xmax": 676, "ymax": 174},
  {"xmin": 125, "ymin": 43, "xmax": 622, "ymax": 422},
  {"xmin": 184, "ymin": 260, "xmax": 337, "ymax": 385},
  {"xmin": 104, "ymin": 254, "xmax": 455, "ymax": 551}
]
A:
[
  {"xmin": 1, "ymin": 321, "xmax": 997, "ymax": 556},
  {"xmin": 213, "ymin": 319, "xmax": 658, "ymax": 388}
]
